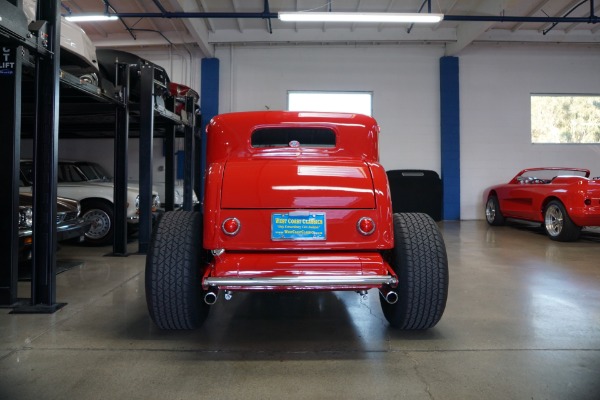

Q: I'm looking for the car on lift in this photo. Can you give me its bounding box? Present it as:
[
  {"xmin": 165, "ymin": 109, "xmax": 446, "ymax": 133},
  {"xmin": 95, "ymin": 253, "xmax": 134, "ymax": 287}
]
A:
[
  {"xmin": 484, "ymin": 167, "xmax": 600, "ymax": 241},
  {"xmin": 96, "ymin": 48, "xmax": 199, "ymax": 125},
  {"xmin": 146, "ymin": 111, "xmax": 449, "ymax": 330},
  {"xmin": 18, "ymin": 191, "xmax": 91, "ymax": 263},
  {"xmin": 20, "ymin": 160, "xmax": 160, "ymax": 246},
  {"xmin": 23, "ymin": 0, "xmax": 101, "ymax": 87}
]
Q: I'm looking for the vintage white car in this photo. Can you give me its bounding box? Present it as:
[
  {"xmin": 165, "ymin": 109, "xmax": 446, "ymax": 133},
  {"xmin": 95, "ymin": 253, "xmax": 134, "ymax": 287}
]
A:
[
  {"xmin": 20, "ymin": 160, "xmax": 160, "ymax": 246},
  {"xmin": 23, "ymin": 0, "xmax": 100, "ymax": 85}
]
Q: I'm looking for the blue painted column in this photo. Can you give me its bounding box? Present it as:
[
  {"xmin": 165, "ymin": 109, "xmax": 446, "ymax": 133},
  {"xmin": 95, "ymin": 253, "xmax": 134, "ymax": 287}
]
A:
[
  {"xmin": 440, "ymin": 56, "xmax": 460, "ymax": 220},
  {"xmin": 199, "ymin": 58, "xmax": 220, "ymax": 201}
]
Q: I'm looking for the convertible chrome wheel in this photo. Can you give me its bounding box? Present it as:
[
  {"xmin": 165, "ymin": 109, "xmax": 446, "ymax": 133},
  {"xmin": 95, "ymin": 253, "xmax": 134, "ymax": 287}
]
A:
[
  {"xmin": 485, "ymin": 199, "xmax": 496, "ymax": 223},
  {"xmin": 485, "ymin": 196, "xmax": 505, "ymax": 226},
  {"xmin": 543, "ymin": 200, "xmax": 581, "ymax": 242},
  {"xmin": 544, "ymin": 203, "xmax": 563, "ymax": 237}
]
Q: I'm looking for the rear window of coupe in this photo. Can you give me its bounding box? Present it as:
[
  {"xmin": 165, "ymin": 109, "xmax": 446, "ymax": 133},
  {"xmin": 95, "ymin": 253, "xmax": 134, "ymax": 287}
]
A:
[{"xmin": 251, "ymin": 127, "xmax": 336, "ymax": 148}]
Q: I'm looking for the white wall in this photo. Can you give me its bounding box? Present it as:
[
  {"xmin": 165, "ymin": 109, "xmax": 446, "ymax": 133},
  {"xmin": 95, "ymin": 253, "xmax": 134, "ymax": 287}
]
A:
[
  {"xmin": 216, "ymin": 44, "xmax": 445, "ymax": 172},
  {"xmin": 460, "ymin": 44, "xmax": 600, "ymax": 219},
  {"xmin": 24, "ymin": 43, "xmax": 600, "ymax": 220},
  {"xmin": 216, "ymin": 43, "xmax": 600, "ymax": 220}
]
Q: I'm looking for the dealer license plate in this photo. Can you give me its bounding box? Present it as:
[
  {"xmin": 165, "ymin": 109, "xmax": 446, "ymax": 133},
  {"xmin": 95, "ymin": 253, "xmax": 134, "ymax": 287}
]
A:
[{"xmin": 271, "ymin": 211, "xmax": 326, "ymax": 241}]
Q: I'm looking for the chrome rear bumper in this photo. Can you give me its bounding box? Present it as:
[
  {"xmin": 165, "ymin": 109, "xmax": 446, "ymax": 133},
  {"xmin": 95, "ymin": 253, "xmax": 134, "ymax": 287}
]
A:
[{"xmin": 204, "ymin": 275, "xmax": 397, "ymax": 288}]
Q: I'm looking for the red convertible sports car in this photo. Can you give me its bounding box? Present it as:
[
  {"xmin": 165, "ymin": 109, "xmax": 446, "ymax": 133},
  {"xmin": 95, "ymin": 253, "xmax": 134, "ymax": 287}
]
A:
[{"xmin": 484, "ymin": 168, "xmax": 600, "ymax": 241}]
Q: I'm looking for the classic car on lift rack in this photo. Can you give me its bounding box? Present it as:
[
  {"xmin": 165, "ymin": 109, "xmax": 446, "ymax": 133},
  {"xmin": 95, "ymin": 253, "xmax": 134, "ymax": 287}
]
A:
[
  {"xmin": 20, "ymin": 160, "xmax": 161, "ymax": 246},
  {"xmin": 18, "ymin": 192, "xmax": 91, "ymax": 264},
  {"xmin": 96, "ymin": 48, "xmax": 199, "ymax": 125},
  {"xmin": 23, "ymin": 0, "xmax": 101, "ymax": 86},
  {"xmin": 484, "ymin": 167, "xmax": 600, "ymax": 241},
  {"xmin": 145, "ymin": 111, "xmax": 449, "ymax": 330}
]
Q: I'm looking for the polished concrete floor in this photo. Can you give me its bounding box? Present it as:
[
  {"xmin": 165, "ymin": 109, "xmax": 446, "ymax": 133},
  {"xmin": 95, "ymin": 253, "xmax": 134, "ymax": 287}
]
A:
[{"xmin": 1, "ymin": 220, "xmax": 599, "ymax": 399}]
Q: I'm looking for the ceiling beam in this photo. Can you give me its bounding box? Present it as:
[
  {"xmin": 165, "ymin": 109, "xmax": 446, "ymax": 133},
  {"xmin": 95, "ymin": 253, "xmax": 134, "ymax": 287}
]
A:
[
  {"xmin": 444, "ymin": 0, "xmax": 521, "ymax": 56},
  {"xmin": 538, "ymin": 0, "xmax": 584, "ymax": 32},
  {"xmin": 230, "ymin": 0, "xmax": 243, "ymax": 33},
  {"xmin": 197, "ymin": 0, "xmax": 216, "ymax": 33},
  {"xmin": 165, "ymin": 0, "xmax": 214, "ymax": 57},
  {"xmin": 511, "ymin": 0, "xmax": 552, "ymax": 32}
]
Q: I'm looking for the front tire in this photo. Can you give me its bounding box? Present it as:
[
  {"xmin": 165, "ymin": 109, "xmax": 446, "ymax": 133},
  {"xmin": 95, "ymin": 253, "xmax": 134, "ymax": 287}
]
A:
[
  {"xmin": 485, "ymin": 195, "xmax": 505, "ymax": 226},
  {"xmin": 145, "ymin": 211, "xmax": 209, "ymax": 329},
  {"xmin": 380, "ymin": 213, "xmax": 449, "ymax": 330},
  {"xmin": 544, "ymin": 200, "xmax": 581, "ymax": 242}
]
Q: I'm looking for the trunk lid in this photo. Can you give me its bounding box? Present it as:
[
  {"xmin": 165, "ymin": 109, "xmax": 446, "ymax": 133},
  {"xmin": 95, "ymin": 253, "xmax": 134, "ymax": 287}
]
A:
[{"xmin": 221, "ymin": 159, "xmax": 375, "ymax": 209}]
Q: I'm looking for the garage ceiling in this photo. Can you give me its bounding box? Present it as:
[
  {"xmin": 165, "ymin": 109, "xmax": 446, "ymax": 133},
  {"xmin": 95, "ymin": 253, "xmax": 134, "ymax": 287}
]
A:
[{"xmin": 61, "ymin": 0, "xmax": 600, "ymax": 56}]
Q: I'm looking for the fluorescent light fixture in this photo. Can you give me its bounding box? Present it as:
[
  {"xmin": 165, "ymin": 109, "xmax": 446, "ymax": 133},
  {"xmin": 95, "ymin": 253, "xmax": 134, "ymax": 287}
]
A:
[
  {"xmin": 64, "ymin": 14, "xmax": 118, "ymax": 22},
  {"xmin": 278, "ymin": 12, "xmax": 443, "ymax": 23}
]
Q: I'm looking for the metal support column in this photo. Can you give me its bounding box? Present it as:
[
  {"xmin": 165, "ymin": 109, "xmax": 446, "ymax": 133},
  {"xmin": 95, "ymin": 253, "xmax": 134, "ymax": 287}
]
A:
[
  {"xmin": 138, "ymin": 64, "xmax": 155, "ymax": 254},
  {"xmin": 16, "ymin": 0, "xmax": 64, "ymax": 312},
  {"xmin": 164, "ymin": 124, "xmax": 175, "ymax": 211},
  {"xmin": 183, "ymin": 95, "xmax": 196, "ymax": 211},
  {"xmin": 113, "ymin": 63, "xmax": 130, "ymax": 256},
  {"xmin": 0, "ymin": 44, "xmax": 23, "ymax": 306}
]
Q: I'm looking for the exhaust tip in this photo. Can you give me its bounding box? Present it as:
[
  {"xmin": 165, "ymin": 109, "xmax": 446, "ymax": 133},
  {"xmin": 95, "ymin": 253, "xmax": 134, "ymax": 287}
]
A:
[
  {"xmin": 204, "ymin": 291, "xmax": 217, "ymax": 305},
  {"xmin": 379, "ymin": 288, "xmax": 399, "ymax": 304},
  {"xmin": 385, "ymin": 291, "xmax": 398, "ymax": 305}
]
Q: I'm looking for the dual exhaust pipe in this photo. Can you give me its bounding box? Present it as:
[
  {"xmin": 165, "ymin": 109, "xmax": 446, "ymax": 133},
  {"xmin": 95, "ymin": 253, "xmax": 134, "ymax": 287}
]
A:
[
  {"xmin": 204, "ymin": 289, "xmax": 233, "ymax": 305},
  {"xmin": 205, "ymin": 287, "xmax": 398, "ymax": 305}
]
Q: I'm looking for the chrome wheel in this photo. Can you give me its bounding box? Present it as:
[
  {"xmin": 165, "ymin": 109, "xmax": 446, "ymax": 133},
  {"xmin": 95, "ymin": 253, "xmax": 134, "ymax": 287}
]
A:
[
  {"xmin": 83, "ymin": 209, "xmax": 112, "ymax": 240},
  {"xmin": 544, "ymin": 203, "xmax": 563, "ymax": 237},
  {"xmin": 485, "ymin": 198, "xmax": 496, "ymax": 223},
  {"xmin": 485, "ymin": 196, "xmax": 505, "ymax": 226}
]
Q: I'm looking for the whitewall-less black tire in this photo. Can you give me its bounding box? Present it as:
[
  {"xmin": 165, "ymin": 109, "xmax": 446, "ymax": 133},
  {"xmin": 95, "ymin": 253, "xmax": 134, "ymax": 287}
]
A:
[
  {"xmin": 380, "ymin": 213, "xmax": 449, "ymax": 330},
  {"xmin": 145, "ymin": 211, "xmax": 210, "ymax": 329}
]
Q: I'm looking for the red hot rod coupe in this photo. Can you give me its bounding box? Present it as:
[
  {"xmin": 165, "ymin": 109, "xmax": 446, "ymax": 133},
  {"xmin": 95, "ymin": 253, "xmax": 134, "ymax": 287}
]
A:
[
  {"xmin": 145, "ymin": 111, "xmax": 449, "ymax": 330},
  {"xmin": 484, "ymin": 167, "xmax": 600, "ymax": 241}
]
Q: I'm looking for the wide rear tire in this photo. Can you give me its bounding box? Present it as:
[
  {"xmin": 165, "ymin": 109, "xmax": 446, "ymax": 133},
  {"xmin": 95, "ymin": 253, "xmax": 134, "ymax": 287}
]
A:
[
  {"xmin": 145, "ymin": 211, "xmax": 209, "ymax": 329},
  {"xmin": 380, "ymin": 213, "xmax": 449, "ymax": 330}
]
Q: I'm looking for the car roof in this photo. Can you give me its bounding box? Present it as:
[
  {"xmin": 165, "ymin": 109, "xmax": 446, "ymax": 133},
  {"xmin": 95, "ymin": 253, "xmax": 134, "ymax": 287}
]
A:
[{"xmin": 207, "ymin": 111, "xmax": 380, "ymax": 163}]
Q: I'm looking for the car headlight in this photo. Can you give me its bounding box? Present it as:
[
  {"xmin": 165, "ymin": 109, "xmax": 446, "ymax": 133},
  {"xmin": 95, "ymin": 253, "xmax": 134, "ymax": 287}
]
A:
[
  {"xmin": 19, "ymin": 207, "xmax": 33, "ymax": 228},
  {"xmin": 153, "ymin": 195, "xmax": 161, "ymax": 209}
]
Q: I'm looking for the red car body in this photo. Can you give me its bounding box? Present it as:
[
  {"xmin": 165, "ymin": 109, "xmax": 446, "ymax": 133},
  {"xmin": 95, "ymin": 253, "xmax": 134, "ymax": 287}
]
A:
[
  {"xmin": 484, "ymin": 167, "xmax": 600, "ymax": 241},
  {"xmin": 202, "ymin": 111, "xmax": 394, "ymax": 291},
  {"xmin": 146, "ymin": 111, "xmax": 448, "ymax": 330}
]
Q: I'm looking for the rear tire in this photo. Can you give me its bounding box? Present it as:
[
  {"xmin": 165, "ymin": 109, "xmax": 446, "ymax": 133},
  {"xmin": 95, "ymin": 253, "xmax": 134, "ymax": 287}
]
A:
[
  {"xmin": 81, "ymin": 200, "xmax": 114, "ymax": 246},
  {"xmin": 544, "ymin": 200, "xmax": 581, "ymax": 242},
  {"xmin": 145, "ymin": 211, "xmax": 209, "ymax": 329},
  {"xmin": 380, "ymin": 213, "xmax": 449, "ymax": 330}
]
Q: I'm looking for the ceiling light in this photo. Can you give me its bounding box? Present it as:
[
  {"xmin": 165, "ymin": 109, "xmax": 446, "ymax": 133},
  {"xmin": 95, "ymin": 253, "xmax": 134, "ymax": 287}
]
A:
[
  {"xmin": 278, "ymin": 12, "xmax": 443, "ymax": 24},
  {"xmin": 64, "ymin": 14, "xmax": 119, "ymax": 22}
]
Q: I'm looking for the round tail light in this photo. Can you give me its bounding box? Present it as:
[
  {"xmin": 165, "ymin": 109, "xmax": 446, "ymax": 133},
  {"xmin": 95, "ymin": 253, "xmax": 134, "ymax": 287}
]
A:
[
  {"xmin": 222, "ymin": 217, "xmax": 241, "ymax": 236},
  {"xmin": 357, "ymin": 217, "xmax": 376, "ymax": 236}
]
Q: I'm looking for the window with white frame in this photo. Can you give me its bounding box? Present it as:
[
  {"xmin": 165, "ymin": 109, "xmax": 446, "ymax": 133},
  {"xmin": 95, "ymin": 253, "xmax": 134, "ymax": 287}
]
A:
[
  {"xmin": 288, "ymin": 91, "xmax": 373, "ymax": 116},
  {"xmin": 531, "ymin": 94, "xmax": 600, "ymax": 144}
]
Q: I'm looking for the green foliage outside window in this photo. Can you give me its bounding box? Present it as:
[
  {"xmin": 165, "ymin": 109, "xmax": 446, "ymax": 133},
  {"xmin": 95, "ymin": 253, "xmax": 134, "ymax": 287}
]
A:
[{"xmin": 531, "ymin": 95, "xmax": 600, "ymax": 144}]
